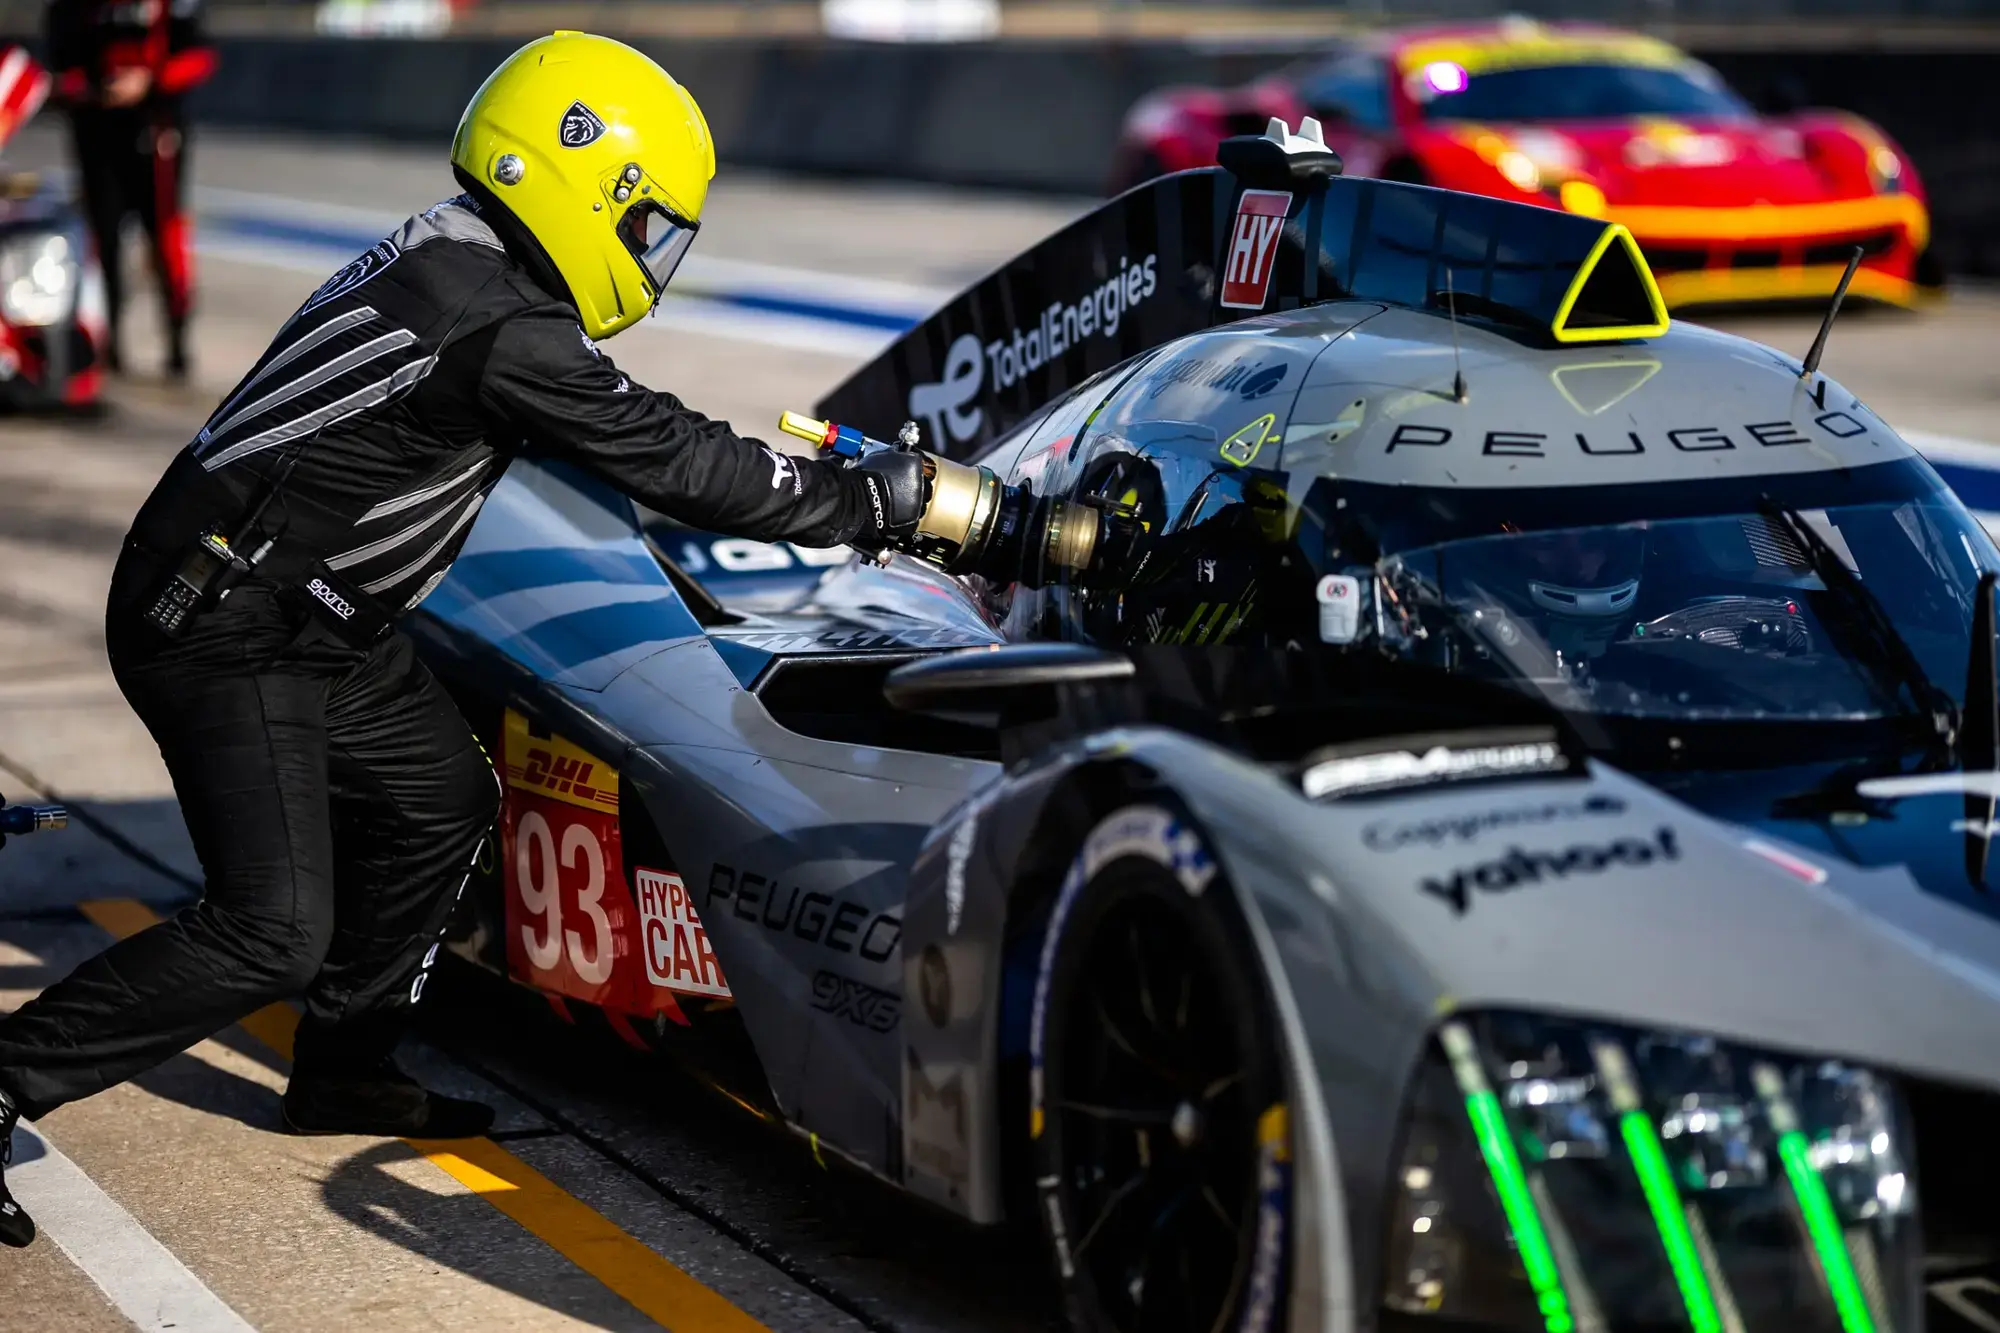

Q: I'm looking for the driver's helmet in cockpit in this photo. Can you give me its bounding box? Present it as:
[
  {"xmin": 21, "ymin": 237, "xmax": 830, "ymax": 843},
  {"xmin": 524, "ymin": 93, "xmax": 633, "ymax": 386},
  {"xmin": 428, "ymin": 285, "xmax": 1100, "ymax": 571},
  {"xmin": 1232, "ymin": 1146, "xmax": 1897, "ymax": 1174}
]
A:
[{"xmin": 1484, "ymin": 523, "xmax": 1650, "ymax": 660}]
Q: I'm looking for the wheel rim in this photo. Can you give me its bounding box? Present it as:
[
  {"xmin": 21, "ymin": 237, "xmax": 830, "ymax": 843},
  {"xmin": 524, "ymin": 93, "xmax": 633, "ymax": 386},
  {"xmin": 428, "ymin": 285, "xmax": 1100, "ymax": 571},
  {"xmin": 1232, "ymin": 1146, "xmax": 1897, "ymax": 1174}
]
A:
[{"xmin": 1052, "ymin": 888, "xmax": 1259, "ymax": 1333}]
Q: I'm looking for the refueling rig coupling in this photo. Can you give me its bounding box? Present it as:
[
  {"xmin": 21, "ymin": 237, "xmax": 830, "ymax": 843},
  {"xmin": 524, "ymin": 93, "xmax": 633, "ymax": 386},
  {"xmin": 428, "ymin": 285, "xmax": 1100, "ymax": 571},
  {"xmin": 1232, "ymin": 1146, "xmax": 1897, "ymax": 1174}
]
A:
[
  {"xmin": 0, "ymin": 797, "xmax": 67, "ymax": 837},
  {"xmin": 778, "ymin": 411, "xmax": 1118, "ymax": 585}
]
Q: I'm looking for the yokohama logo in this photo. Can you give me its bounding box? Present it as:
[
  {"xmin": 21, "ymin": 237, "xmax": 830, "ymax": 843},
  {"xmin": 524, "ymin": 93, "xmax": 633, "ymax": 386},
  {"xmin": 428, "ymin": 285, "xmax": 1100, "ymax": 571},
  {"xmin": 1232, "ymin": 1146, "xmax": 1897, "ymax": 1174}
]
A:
[{"xmin": 1220, "ymin": 190, "xmax": 1293, "ymax": 311}]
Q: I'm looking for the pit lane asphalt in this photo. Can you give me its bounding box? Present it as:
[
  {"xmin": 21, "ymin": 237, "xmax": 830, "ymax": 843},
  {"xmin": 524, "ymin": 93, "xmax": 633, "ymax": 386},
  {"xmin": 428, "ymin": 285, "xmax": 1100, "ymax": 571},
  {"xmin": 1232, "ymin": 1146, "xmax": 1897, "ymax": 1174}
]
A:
[{"xmin": 3, "ymin": 125, "xmax": 2000, "ymax": 1332}]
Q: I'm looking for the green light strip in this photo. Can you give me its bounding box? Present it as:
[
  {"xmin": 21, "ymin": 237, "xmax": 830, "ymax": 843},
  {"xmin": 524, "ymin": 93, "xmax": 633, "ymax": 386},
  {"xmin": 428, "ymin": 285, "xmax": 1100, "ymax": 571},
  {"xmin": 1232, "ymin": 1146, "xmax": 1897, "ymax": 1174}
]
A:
[
  {"xmin": 1463, "ymin": 1091, "xmax": 1576, "ymax": 1333},
  {"xmin": 1777, "ymin": 1131, "xmax": 1878, "ymax": 1333},
  {"xmin": 1617, "ymin": 1111, "xmax": 1724, "ymax": 1333}
]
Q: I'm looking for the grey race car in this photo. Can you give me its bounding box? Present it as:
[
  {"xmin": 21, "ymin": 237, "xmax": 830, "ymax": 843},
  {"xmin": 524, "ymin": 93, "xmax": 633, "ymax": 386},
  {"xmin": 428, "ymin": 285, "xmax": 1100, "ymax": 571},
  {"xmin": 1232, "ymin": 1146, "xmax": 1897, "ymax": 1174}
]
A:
[{"xmin": 414, "ymin": 121, "xmax": 2000, "ymax": 1333}]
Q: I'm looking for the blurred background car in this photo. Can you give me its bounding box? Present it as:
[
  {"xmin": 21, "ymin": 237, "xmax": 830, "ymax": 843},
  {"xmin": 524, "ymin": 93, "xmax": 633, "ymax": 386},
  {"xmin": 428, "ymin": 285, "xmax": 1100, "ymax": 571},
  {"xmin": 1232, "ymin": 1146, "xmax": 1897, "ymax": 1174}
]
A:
[
  {"xmin": 0, "ymin": 39, "xmax": 104, "ymax": 410},
  {"xmin": 1112, "ymin": 17, "xmax": 1941, "ymax": 310}
]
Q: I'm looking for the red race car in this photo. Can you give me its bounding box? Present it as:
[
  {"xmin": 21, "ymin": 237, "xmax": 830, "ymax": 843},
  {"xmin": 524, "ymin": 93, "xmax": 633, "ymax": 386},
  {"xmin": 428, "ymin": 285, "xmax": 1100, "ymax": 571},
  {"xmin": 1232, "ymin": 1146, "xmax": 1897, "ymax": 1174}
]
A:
[
  {"xmin": 1114, "ymin": 19, "xmax": 1939, "ymax": 309},
  {"xmin": 0, "ymin": 43, "xmax": 107, "ymax": 410}
]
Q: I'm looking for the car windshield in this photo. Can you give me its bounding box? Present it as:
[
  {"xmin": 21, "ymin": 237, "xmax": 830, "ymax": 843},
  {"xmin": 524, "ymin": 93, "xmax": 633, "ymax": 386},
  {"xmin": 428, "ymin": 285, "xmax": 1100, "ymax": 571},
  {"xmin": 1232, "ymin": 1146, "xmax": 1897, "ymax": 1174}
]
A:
[
  {"xmin": 1056, "ymin": 445, "xmax": 1993, "ymax": 727},
  {"xmin": 1412, "ymin": 61, "xmax": 1751, "ymax": 123},
  {"xmin": 1369, "ymin": 503, "xmax": 1985, "ymax": 722}
]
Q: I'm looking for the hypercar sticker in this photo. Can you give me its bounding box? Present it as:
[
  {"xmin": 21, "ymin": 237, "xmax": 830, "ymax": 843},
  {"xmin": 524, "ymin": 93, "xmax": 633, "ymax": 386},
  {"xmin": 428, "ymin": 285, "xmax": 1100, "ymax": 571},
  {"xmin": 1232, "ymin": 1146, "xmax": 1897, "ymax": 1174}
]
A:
[
  {"xmin": 1220, "ymin": 190, "xmax": 1292, "ymax": 311},
  {"xmin": 634, "ymin": 868, "xmax": 730, "ymax": 998}
]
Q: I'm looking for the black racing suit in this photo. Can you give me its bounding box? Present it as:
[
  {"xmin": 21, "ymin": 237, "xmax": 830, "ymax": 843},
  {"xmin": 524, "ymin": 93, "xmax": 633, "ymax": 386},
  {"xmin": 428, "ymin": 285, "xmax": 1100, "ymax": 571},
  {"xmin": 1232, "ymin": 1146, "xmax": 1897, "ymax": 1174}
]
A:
[
  {"xmin": 47, "ymin": 0, "xmax": 215, "ymax": 368},
  {"xmin": 0, "ymin": 193, "xmax": 887, "ymax": 1118}
]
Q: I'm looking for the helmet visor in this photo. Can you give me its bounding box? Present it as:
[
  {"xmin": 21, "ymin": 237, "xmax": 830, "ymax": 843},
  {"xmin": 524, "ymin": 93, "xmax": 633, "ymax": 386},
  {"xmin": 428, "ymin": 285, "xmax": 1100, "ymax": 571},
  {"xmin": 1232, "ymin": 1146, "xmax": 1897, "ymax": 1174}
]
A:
[{"xmin": 616, "ymin": 199, "xmax": 699, "ymax": 303}]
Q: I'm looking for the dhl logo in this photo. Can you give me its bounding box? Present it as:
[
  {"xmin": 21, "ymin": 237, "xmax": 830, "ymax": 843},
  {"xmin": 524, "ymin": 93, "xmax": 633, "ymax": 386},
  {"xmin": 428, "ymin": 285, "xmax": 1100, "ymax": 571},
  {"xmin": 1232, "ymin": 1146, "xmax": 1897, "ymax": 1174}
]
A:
[{"xmin": 502, "ymin": 709, "xmax": 619, "ymax": 816}]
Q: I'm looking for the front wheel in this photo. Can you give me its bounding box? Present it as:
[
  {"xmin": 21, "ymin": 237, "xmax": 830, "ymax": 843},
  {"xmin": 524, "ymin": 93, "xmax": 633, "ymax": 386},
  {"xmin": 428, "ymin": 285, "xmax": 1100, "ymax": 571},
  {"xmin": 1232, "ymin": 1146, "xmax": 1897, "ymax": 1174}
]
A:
[{"xmin": 1030, "ymin": 805, "xmax": 1292, "ymax": 1333}]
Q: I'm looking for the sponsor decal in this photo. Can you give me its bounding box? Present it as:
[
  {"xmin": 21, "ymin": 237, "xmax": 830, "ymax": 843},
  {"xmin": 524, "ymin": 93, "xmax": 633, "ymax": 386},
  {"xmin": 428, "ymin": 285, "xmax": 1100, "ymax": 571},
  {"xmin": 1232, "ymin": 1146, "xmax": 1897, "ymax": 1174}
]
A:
[
  {"xmin": 1039, "ymin": 1174, "xmax": 1075, "ymax": 1279},
  {"xmin": 917, "ymin": 944, "xmax": 952, "ymax": 1027},
  {"xmin": 1220, "ymin": 189, "xmax": 1293, "ymax": 311},
  {"xmin": 908, "ymin": 333, "xmax": 986, "ymax": 453},
  {"xmin": 906, "ymin": 1049, "xmax": 971, "ymax": 1187},
  {"xmin": 1030, "ymin": 808, "xmax": 1213, "ymax": 1140},
  {"xmin": 502, "ymin": 710, "xmax": 617, "ymax": 815},
  {"xmin": 863, "ymin": 474, "xmax": 887, "ymax": 534},
  {"xmin": 706, "ymin": 863, "xmax": 902, "ymax": 962},
  {"xmin": 1364, "ymin": 793, "xmax": 1626, "ymax": 852},
  {"xmin": 560, "ymin": 100, "xmax": 608, "ymax": 148},
  {"xmin": 1145, "ymin": 355, "xmax": 1289, "ymax": 401},
  {"xmin": 1316, "ymin": 573, "xmax": 1361, "ymax": 644},
  {"xmin": 307, "ymin": 577, "xmax": 356, "ymax": 621},
  {"xmin": 1421, "ymin": 826, "xmax": 1681, "ymax": 914},
  {"xmin": 943, "ymin": 811, "xmax": 977, "ymax": 935},
  {"xmin": 810, "ymin": 969, "xmax": 899, "ymax": 1031},
  {"xmin": 578, "ymin": 327, "xmax": 601, "ymax": 359},
  {"xmin": 298, "ymin": 239, "xmax": 400, "ymax": 318},
  {"xmin": 1380, "ymin": 413, "xmax": 1884, "ymax": 459},
  {"xmin": 906, "ymin": 254, "xmax": 1160, "ymax": 449},
  {"xmin": 1241, "ymin": 1104, "xmax": 1291, "ymax": 1333},
  {"xmin": 635, "ymin": 868, "xmax": 731, "ymax": 998},
  {"xmin": 760, "ymin": 446, "xmax": 801, "ymax": 497},
  {"xmin": 1303, "ymin": 740, "xmax": 1567, "ymax": 800}
]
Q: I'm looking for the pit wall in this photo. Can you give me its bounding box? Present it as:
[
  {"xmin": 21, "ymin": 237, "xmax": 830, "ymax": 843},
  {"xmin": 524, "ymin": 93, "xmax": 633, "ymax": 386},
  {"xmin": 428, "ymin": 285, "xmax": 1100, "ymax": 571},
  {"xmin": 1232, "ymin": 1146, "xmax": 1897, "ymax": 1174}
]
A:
[{"xmin": 20, "ymin": 32, "xmax": 2000, "ymax": 274}]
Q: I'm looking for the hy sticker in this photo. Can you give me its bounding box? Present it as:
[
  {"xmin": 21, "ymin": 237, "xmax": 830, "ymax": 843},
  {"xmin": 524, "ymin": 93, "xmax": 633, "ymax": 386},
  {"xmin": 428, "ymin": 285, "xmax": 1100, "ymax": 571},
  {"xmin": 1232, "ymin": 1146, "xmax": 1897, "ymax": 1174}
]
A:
[
  {"xmin": 1221, "ymin": 189, "xmax": 1292, "ymax": 311},
  {"xmin": 560, "ymin": 101, "xmax": 608, "ymax": 148}
]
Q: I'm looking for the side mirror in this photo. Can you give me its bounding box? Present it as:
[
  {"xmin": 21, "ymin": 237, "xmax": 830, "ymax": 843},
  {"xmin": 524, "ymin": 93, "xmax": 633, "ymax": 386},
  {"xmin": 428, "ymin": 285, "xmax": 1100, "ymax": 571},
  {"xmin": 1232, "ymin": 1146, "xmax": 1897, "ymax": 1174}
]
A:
[{"xmin": 884, "ymin": 643, "xmax": 1135, "ymax": 742}]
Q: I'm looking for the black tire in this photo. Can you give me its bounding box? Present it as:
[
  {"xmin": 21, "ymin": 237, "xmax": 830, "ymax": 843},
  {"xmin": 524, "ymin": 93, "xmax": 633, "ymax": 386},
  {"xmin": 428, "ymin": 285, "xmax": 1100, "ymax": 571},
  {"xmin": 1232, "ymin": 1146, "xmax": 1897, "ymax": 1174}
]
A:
[{"xmin": 1029, "ymin": 805, "xmax": 1292, "ymax": 1333}]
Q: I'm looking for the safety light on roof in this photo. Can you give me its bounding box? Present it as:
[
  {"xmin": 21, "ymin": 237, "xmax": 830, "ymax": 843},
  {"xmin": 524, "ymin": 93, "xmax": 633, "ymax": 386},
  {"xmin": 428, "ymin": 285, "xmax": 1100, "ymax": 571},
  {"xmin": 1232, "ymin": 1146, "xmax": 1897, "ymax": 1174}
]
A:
[{"xmin": 1424, "ymin": 61, "xmax": 1469, "ymax": 95}]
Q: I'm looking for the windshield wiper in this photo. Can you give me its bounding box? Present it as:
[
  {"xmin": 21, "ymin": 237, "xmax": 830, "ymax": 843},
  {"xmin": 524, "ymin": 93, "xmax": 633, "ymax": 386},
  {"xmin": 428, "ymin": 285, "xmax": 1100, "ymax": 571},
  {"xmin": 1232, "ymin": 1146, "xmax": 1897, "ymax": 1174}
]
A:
[{"xmin": 1760, "ymin": 500, "xmax": 1958, "ymax": 741}]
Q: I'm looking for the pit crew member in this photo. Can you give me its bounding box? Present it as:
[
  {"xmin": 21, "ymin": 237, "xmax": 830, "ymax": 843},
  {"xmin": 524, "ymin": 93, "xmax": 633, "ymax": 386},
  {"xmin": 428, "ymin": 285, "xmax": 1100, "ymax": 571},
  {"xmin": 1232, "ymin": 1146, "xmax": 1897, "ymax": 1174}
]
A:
[
  {"xmin": 45, "ymin": 0, "xmax": 215, "ymax": 378},
  {"xmin": 0, "ymin": 30, "xmax": 925, "ymax": 1250}
]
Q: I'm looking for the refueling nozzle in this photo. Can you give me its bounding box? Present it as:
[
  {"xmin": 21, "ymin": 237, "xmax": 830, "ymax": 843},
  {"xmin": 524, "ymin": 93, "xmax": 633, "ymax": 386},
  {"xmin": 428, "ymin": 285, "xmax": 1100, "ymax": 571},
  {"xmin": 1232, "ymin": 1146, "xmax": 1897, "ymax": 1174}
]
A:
[
  {"xmin": 777, "ymin": 409, "xmax": 1111, "ymax": 585},
  {"xmin": 0, "ymin": 801, "xmax": 68, "ymax": 836}
]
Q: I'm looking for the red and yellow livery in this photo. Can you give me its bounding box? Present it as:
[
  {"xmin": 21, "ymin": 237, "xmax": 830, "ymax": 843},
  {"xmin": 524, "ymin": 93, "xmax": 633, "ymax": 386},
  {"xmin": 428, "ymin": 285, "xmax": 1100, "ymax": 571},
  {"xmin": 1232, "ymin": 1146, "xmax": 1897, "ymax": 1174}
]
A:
[{"xmin": 1114, "ymin": 19, "xmax": 1937, "ymax": 309}]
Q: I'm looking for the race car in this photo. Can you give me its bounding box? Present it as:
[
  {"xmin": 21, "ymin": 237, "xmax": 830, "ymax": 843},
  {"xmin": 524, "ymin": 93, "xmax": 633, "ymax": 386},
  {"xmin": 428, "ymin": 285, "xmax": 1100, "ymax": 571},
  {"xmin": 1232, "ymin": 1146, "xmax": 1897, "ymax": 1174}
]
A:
[
  {"xmin": 1112, "ymin": 18, "xmax": 1939, "ymax": 310},
  {"xmin": 0, "ymin": 43, "xmax": 106, "ymax": 410},
  {"xmin": 413, "ymin": 122, "xmax": 2000, "ymax": 1333}
]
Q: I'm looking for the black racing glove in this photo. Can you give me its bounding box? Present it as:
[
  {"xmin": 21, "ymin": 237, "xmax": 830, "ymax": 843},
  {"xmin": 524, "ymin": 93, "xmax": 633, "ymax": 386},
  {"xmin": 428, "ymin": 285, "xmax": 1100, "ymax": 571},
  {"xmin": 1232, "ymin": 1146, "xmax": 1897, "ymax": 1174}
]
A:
[{"xmin": 850, "ymin": 449, "xmax": 928, "ymax": 552}]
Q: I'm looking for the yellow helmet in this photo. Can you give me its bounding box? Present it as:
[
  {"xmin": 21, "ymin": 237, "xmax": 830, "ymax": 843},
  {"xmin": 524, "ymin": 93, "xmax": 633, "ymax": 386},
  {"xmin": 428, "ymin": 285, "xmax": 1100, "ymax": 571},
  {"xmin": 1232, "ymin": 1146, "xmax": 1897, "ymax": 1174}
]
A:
[{"xmin": 451, "ymin": 32, "xmax": 715, "ymax": 340}]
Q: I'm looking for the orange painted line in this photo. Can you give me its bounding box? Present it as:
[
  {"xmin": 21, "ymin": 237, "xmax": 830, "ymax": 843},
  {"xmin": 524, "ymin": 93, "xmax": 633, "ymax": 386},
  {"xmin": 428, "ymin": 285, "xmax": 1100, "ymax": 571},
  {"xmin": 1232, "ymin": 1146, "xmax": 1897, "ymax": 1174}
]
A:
[{"xmin": 81, "ymin": 899, "xmax": 771, "ymax": 1333}]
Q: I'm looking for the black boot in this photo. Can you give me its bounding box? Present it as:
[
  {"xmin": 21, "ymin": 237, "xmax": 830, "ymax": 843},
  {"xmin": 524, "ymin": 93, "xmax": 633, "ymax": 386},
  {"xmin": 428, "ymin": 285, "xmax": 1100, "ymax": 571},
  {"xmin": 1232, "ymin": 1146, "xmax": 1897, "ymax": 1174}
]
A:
[
  {"xmin": 281, "ymin": 1060, "xmax": 493, "ymax": 1140},
  {"xmin": 0, "ymin": 1085, "xmax": 35, "ymax": 1248}
]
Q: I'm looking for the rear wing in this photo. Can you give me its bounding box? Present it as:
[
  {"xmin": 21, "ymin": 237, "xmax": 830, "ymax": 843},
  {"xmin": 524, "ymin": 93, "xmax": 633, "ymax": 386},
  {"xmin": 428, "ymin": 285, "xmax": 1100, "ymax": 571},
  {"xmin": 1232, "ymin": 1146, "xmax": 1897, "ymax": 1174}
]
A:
[{"xmin": 816, "ymin": 125, "xmax": 1668, "ymax": 460}]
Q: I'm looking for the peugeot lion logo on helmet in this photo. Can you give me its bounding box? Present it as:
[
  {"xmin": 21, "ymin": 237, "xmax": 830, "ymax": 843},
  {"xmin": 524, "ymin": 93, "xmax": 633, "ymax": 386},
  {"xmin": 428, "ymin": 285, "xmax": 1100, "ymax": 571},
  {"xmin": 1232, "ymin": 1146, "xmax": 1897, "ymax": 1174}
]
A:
[{"xmin": 560, "ymin": 100, "xmax": 607, "ymax": 148}]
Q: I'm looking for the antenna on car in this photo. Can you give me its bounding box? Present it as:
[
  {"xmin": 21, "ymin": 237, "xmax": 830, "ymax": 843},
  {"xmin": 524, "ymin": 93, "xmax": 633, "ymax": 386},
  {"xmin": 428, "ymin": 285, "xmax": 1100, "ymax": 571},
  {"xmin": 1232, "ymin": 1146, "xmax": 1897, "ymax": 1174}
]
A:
[
  {"xmin": 1444, "ymin": 268, "xmax": 1468, "ymax": 403},
  {"xmin": 1800, "ymin": 245, "xmax": 1864, "ymax": 381}
]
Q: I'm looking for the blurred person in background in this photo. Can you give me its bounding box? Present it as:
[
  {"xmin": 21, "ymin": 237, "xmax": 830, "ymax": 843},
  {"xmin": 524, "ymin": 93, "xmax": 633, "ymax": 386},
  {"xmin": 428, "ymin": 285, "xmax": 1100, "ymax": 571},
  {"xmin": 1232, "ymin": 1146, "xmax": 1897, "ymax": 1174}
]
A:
[{"xmin": 45, "ymin": 0, "xmax": 214, "ymax": 379}]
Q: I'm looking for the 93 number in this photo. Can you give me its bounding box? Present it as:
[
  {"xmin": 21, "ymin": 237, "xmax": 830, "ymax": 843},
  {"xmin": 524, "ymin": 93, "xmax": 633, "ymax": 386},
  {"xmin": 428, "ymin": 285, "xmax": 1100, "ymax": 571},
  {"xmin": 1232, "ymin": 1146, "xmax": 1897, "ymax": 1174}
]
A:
[{"xmin": 515, "ymin": 808, "xmax": 614, "ymax": 985}]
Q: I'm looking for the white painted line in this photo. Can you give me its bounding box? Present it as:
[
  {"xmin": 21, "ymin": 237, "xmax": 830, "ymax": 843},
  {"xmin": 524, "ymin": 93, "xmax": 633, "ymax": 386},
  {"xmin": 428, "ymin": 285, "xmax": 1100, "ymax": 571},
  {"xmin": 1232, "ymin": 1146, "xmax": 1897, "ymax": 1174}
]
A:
[{"xmin": 6, "ymin": 1121, "xmax": 257, "ymax": 1333}]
